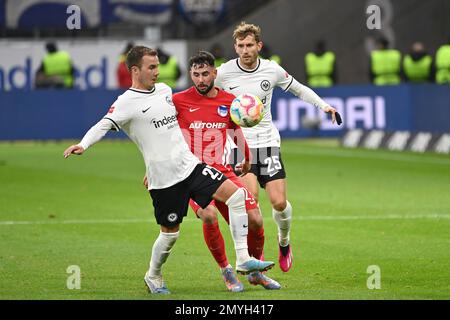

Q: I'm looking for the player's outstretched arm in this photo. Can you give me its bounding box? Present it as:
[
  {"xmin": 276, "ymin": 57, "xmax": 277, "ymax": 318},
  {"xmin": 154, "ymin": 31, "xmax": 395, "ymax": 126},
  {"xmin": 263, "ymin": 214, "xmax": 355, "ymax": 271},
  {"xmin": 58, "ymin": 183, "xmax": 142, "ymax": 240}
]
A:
[
  {"xmin": 63, "ymin": 145, "xmax": 85, "ymax": 158},
  {"xmin": 286, "ymin": 78, "xmax": 342, "ymax": 125},
  {"xmin": 62, "ymin": 118, "xmax": 114, "ymax": 159},
  {"xmin": 323, "ymin": 105, "xmax": 343, "ymax": 125}
]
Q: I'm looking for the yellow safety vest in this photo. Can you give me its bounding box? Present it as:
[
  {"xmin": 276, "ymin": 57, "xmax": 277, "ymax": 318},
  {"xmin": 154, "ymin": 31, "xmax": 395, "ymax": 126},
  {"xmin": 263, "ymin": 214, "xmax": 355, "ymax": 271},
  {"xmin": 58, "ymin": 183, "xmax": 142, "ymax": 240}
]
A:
[
  {"xmin": 305, "ymin": 52, "xmax": 335, "ymax": 87},
  {"xmin": 435, "ymin": 44, "xmax": 450, "ymax": 84},
  {"xmin": 371, "ymin": 49, "xmax": 402, "ymax": 85},
  {"xmin": 43, "ymin": 51, "xmax": 73, "ymax": 88},
  {"xmin": 157, "ymin": 56, "xmax": 179, "ymax": 88},
  {"xmin": 403, "ymin": 54, "xmax": 432, "ymax": 82}
]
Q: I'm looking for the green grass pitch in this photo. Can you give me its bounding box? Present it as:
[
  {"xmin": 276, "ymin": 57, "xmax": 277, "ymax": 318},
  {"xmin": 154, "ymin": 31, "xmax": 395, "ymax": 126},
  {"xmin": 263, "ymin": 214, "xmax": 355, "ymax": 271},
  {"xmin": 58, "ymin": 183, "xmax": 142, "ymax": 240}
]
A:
[{"xmin": 1, "ymin": 139, "xmax": 449, "ymax": 300}]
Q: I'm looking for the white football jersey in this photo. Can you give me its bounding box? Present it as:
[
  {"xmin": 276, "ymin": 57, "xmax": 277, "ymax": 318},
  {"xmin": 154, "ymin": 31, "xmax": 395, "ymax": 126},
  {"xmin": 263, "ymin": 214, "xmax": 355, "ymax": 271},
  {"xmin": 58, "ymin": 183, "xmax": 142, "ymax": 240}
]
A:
[
  {"xmin": 216, "ymin": 58, "xmax": 294, "ymax": 148},
  {"xmin": 105, "ymin": 84, "xmax": 200, "ymax": 189}
]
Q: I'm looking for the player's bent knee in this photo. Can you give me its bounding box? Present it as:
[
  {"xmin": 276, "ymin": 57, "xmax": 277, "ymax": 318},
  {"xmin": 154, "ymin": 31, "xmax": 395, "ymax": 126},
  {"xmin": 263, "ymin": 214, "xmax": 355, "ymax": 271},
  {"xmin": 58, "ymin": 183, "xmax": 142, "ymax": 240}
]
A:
[
  {"xmin": 272, "ymin": 200, "xmax": 288, "ymax": 212},
  {"xmin": 199, "ymin": 207, "xmax": 218, "ymax": 225}
]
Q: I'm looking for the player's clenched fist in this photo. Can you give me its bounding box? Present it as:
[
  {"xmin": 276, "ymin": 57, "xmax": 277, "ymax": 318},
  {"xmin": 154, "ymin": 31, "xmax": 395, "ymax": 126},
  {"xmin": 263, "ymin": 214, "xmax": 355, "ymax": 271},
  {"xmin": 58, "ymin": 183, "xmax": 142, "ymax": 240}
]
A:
[
  {"xmin": 323, "ymin": 105, "xmax": 343, "ymax": 125},
  {"xmin": 63, "ymin": 145, "xmax": 85, "ymax": 158},
  {"xmin": 143, "ymin": 175, "xmax": 149, "ymax": 189},
  {"xmin": 323, "ymin": 105, "xmax": 337, "ymax": 123},
  {"xmin": 235, "ymin": 159, "xmax": 251, "ymax": 177}
]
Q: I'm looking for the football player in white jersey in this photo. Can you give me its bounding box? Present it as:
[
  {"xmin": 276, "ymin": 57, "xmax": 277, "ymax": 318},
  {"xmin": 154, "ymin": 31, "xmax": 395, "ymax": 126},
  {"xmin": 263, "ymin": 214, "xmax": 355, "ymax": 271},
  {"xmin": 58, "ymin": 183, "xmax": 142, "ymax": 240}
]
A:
[
  {"xmin": 63, "ymin": 46, "xmax": 274, "ymax": 294},
  {"xmin": 215, "ymin": 22, "xmax": 340, "ymax": 272}
]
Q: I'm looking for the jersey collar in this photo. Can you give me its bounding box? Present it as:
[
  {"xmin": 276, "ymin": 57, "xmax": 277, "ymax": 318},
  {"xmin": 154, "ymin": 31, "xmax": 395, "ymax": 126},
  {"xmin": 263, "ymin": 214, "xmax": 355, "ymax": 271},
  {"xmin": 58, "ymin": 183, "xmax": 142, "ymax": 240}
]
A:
[
  {"xmin": 128, "ymin": 87, "xmax": 156, "ymax": 94},
  {"xmin": 236, "ymin": 58, "xmax": 260, "ymax": 73}
]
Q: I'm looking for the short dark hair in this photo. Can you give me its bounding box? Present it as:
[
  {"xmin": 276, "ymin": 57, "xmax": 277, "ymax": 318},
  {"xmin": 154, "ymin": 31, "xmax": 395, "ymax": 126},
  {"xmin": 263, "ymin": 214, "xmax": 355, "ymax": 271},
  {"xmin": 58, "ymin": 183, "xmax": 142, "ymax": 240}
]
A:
[
  {"xmin": 126, "ymin": 46, "xmax": 157, "ymax": 71},
  {"xmin": 189, "ymin": 51, "xmax": 215, "ymax": 69},
  {"xmin": 378, "ymin": 37, "xmax": 389, "ymax": 49},
  {"xmin": 46, "ymin": 42, "xmax": 57, "ymax": 53},
  {"xmin": 123, "ymin": 42, "xmax": 134, "ymax": 55}
]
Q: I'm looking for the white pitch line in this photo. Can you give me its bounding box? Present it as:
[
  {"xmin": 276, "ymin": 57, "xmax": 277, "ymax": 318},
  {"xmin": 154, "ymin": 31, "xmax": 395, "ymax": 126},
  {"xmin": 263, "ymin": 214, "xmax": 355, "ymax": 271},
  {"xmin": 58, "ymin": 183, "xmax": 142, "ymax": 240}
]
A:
[{"xmin": 1, "ymin": 214, "xmax": 449, "ymax": 226}]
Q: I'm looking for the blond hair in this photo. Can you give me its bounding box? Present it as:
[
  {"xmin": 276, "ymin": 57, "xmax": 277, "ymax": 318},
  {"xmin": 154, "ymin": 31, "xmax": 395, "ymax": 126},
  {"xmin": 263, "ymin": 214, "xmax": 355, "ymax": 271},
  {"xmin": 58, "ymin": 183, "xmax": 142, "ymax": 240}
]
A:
[{"xmin": 232, "ymin": 21, "xmax": 261, "ymax": 43}]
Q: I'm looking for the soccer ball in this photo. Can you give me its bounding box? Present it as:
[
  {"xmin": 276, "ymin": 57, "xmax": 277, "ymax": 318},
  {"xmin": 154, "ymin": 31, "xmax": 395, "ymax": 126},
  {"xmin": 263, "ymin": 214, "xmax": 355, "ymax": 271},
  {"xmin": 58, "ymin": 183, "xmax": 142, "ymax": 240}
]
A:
[{"xmin": 230, "ymin": 93, "xmax": 264, "ymax": 128}]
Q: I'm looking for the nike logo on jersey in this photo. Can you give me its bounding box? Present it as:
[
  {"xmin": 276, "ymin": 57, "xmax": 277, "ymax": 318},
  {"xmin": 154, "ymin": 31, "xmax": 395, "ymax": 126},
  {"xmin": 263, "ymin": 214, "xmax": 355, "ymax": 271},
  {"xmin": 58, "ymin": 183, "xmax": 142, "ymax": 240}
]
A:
[
  {"xmin": 142, "ymin": 106, "xmax": 152, "ymax": 113},
  {"xmin": 229, "ymin": 86, "xmax": 239, "ymax": 90},
  {"xmin": 189, "ymin": 107, "xmax": 200, "ymax": 112}
]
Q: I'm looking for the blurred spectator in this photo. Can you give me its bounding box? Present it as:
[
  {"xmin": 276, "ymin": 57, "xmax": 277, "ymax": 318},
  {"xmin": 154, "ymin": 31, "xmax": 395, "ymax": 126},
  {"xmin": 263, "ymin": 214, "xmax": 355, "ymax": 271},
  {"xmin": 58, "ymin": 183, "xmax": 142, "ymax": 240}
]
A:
[
  {"xmin": 259, "ymin": 44, "xmax": 281, "ymax": 65},
  {"xmin": 435, "ymin": 37, "xmax": 450, "ymax": 84},
  {"xmin": 210, "ymin": 43, "xmax": 227, "ymax": 68},
  {"xmin": 403, "ymin": 42, "xmax": 434, "ymax": 83},
  {"xmin": 304, "ymin": 40, "xmax": 336, "ymax": 87},
  {"xmin": 116, "ymin": 42, "xmax": 134, "ymax": 89},
  {"xmin": 370, "ymin": 38, "xmax": 402, "ymax": 85},
  {"xmin": 156, "ymin": 48, "xmax": 182, "ymax": 89},
  {"xmin": 35, "ymin": 42, "xmax": 74, "ymax": 89}
]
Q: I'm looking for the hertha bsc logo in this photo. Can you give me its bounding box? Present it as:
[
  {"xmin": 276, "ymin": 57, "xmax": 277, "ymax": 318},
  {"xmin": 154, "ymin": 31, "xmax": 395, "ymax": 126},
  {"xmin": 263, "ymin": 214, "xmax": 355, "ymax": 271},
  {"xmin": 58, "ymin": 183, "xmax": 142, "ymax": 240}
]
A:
[
  {"xmin": 260, "ymin": 80, "xmax": 270, "ymax": 91},
  {"xmin": 167, "ymin": 213, "xmax": 178, "ymax": 222},
  {"xmin": 217, "ymin": 105, "xmax": 228, "ymax": 117}
]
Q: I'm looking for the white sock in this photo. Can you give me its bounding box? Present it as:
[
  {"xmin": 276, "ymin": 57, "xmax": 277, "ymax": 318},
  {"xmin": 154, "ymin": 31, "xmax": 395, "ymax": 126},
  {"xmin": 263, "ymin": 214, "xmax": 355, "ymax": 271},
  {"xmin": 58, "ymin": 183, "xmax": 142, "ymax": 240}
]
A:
[
  {"xmin": 148, "ymin": 231, "xmax": 179, "ymax": 278},
  {"xmin": 272, "ymin": 200, "xmax": 292, "ymax": 247},
  {"xmin": 226, "ymin": 188, "xmax": 250, "ymax": 265}
]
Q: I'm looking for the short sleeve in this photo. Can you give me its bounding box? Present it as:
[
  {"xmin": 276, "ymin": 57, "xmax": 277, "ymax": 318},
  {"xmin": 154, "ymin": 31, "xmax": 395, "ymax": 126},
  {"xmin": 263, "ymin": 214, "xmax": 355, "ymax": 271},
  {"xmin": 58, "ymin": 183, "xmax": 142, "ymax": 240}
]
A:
[
  {"xmin": 273, "ymin": 62, "xmax": 294, "ymax": 92},
  {"xmin": 158, "ymin": 83, "xmax": 173, "ymax": 96},
  {"xmin": 102, "ymin": 97, "xmax": 131, "ymax": 131}
]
